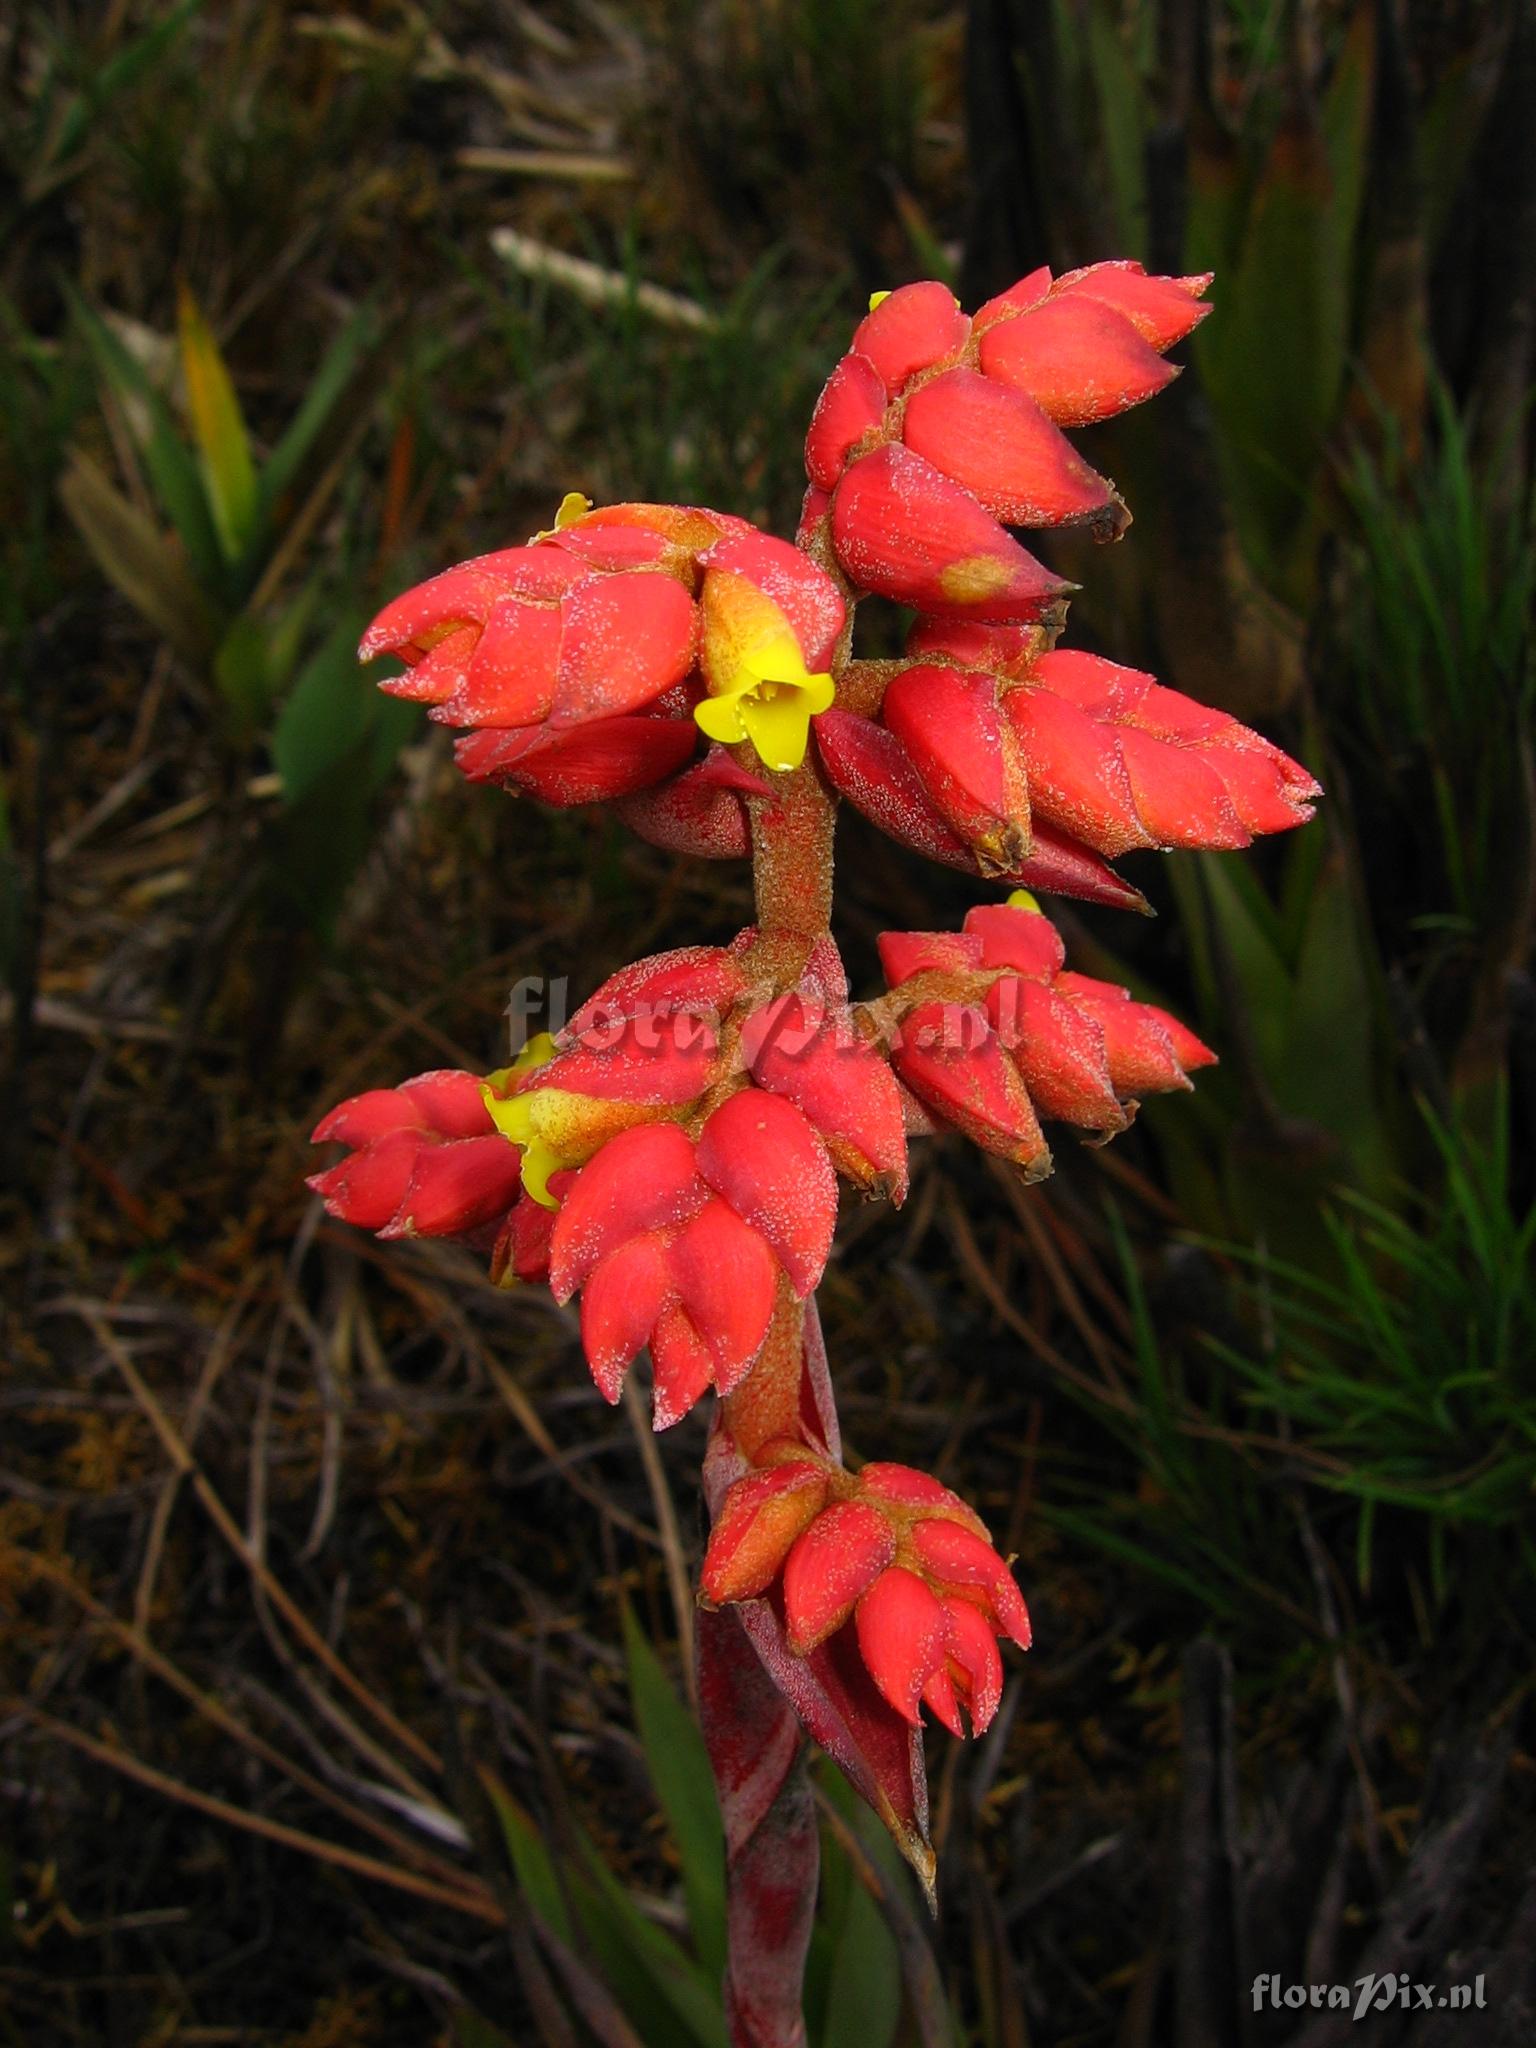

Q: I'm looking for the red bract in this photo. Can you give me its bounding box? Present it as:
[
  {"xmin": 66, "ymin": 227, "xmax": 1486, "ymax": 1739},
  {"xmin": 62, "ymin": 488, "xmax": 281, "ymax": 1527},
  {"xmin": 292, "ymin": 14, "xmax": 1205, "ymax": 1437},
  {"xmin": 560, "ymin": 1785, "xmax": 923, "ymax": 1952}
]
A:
[
  {"xmin": 902, "ymin": 367, "xmax": 1122, "ymax": 532},
  {"xmin": 739, "ymin": 986, "xmax": 909, "ymax": 1200},
  {"xmin": 800, "ymin": 264, "xmax": 1208, "ymax": 615},
  {"xmin": 613, "ymin": 747, "xmax": 770, "ymax": 858},
  {"xmin": 830, "ymin": 442, "xmax": 1073, "ymax": 622},
  {"xmin": 811, "ymin": 705, "xmax": 1150, "ymax": 912},
  {"xmin": 308, "ymin": 1070, "xmax": 522, "ymax": 1241}
]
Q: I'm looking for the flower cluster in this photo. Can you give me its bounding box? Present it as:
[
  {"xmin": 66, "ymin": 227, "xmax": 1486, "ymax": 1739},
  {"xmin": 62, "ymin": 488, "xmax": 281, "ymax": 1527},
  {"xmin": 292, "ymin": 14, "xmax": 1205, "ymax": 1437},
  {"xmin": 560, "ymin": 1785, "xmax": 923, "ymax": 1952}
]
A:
[
  {"xmin": 703, "ymin": 1448, "xmax": 1029, "ymax": 1736},
  {"xmin": 818, "ymin": 624, "xmax": 1319, "ymax": 889},
  {"xmin": 799, "ymin": 262, "xmax": 1212, "ymax": 614},
  {"xmin": 360, "ymin": 502, "xmax": 846, "ymax": 812},
  {"xmin": 877, "ymin": 892, "xmax": 1215, "ymax": 1178},
  {"xmin": 307, "ymin": 258, "xmax": 1320, "ymax": 1942}
]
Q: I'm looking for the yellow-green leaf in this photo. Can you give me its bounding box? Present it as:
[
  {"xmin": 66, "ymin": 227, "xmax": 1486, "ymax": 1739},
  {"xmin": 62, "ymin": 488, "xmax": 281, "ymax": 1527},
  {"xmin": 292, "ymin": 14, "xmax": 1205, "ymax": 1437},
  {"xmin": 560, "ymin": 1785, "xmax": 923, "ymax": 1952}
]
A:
[{"xmin": 177, "ymin": 284, "xmax": 259, "ymax": 567}]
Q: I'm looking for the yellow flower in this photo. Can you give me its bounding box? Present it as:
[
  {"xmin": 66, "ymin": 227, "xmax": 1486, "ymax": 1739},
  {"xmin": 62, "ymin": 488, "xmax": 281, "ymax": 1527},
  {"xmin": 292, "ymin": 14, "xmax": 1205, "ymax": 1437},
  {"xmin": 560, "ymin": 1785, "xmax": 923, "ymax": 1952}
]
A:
[
  {"xmin": 693, "ymin": 571, "xmax": 835, "ymax": 773},
  {"xmin": 482, "ymin": 1032, "xmax": 665, "ymax": 1208},
  {"xmin": 482, "ymin": 1034, "xmax": 568, "ymax": 1208}
]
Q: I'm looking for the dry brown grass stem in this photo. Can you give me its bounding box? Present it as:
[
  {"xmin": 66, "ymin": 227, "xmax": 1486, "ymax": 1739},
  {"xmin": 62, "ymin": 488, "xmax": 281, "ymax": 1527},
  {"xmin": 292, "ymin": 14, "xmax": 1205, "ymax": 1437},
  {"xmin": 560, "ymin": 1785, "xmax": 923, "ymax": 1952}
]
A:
[
  {"xmin": 16, "ymin": 1707, "xmax": 505, "ymax": 1926},
  {"xmin": 78, "ymin": 1306, "xmax": 444, "ymax": 1775}
]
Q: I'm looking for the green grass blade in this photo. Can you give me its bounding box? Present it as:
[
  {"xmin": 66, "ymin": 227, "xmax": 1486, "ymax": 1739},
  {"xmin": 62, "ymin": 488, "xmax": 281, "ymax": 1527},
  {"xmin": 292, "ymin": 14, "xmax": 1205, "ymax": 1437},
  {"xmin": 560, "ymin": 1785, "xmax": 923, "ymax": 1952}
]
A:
[
  {"xmin": 260, "ymin": 297, "xmax": 385, "ymax": 511},
  {"xmin": 477, "ymin": 1769, "xmax": 574, "ymax": 1945},
  {"xmin": 571, "ymin": 1828, "xmax": 728, "ymax": 2048}
]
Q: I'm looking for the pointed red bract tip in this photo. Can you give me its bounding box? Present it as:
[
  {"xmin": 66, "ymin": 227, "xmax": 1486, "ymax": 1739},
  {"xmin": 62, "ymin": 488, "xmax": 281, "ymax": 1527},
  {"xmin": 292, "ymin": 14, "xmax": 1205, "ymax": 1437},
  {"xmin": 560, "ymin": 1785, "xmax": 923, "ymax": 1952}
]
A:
[
  {"xmin": 962, "ymin": 900, "xmax": 1065, "ymax": 979},
  {"xmin": 971, "ymin": 267, "xmax": 1052, "ymax": 333},
  {"xmin": 670, "ymin": 1196, "xmax": 780, "ymax": 1391},
  {"xmin": 892, "ymin": 999, "xmax": 1051, "ymax": 1173},
  {"xmin": 1052, "ymin": 260, "xmax": 1213, "ymax": 349},
  {"xmin": 855, "ymin": 1567, "xmax": 950, "ymax": 1727},
  {"xmin": 879, "ymin": 898, "xmax": 1215, "ymax": 1157},
  {"xmin": 902, "ymin": 367, "xmax": 1120, "ymax": 529},
  {"xmin": 912, "ymin": 1518, "xmax": 1032, "ymax": 1649},
  {"xmin": 831, "ymin": 444, "xmax": 1073, "ymax": 623},
  {"xmin": 612, "ymin": 749, "xmax": 765, "ymax": 860},
  {"xmin": 741, "ymin": 992, "xmax": 910, "ymax": 1202},
  {"xmin": 882, "ymin": 663, "xmax": 1032, "ymax": 873},
  {"xmin": 548, "ymin": 1123, "xmax": 706, "ymax": 1301},
  {"xmin": 979, "ymin": 294, "xmax": 1180, "ymax": 428},
  {"xmin": 702, "ymin": 1462, "xmax": 833, "ymax": 1606},
  {"xmin": 856, "ymin": 1464, "xmax": 987, "ymax": 1533},
  {"xmin": 805, "ymin": 350, "xmax": 888, "ymax": 491},
  {"xmin": 308, "ymin": 1070, "xmax": 522, "ymax": 1242},
  {"xmin": 941, "ymin": 1594, "xmax": 1005, "ymax": 1733},
  {"xmin": 546, "ymin": 571, "xmax": 697, "ymax": 728},
  {"xmin": 453, "ymin": 716, "xmax": 698, "ymax": 805}
]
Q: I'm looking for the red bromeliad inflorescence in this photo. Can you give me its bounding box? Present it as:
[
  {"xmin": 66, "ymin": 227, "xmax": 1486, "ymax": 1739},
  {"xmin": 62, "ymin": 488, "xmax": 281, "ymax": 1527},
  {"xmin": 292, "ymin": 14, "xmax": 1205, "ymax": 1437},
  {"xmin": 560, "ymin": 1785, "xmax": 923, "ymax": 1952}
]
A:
[{"xmin": 307, "ymin": 260, "xmax": 1318, "ymax": 2038}]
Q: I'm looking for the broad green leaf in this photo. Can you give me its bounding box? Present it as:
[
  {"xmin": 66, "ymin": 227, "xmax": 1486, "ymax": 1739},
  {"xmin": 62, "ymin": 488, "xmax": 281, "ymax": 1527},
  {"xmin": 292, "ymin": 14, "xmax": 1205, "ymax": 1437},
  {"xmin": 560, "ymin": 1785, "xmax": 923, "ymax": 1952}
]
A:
[
  {"xmin": 267, "ymin": 613, "xmax": 416, "ymax": 935},
  {"xmin": 177, "ymin": 284, "xmax": 260, "ymax": 567},
  {"xmin": 1196, "ymin": 62, "xmax": 1367, "ymax": 592},
  {"xmin": 1168, "ymin": 852, "xmax": 1291, "ymax": 1078},
  {"xmin": 270, "ymin": 618, "xmax": 375, "ymax": 806},
  {"xmin": 213, "ymin": 614, "xmax": 275, "ymax": 736},
  {"xmin": 1320, "ymin": 8, "xmax": 1375, "ymax": 278},
  {"xmin": 1277, "ymin": 850, "xmax": 1391, "ymax": 1190},
  {"xmin": 266, "ymin": 702, "xmax": 417, "ymax": 938},
  {"xmin": 622, "ymin": 1606, "xmax": 727, "ymax": 1984},
  {"xmin": 59, "ymin": 450, "xmax": 219, "ymax": 664},
  {"xmin": 64, "ymin": 283, "xmax": 224, "ymax": 587},
  {"xmin": 1183, "ymin": 108, "xmax": 1246, "ymax": 283}
]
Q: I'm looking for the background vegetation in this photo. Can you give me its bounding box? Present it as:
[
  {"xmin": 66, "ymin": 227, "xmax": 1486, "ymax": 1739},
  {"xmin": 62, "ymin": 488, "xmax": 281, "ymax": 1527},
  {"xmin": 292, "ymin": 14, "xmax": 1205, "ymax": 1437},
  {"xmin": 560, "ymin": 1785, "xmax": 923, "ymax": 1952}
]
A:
[{"xmin": 3, "ymin": 2, "xmax": 1533, "ymax": 2043}]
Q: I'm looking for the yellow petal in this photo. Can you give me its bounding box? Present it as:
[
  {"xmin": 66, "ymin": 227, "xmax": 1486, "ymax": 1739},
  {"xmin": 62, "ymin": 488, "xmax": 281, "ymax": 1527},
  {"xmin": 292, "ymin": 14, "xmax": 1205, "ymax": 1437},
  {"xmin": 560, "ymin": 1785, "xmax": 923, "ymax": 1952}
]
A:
[
  {"xmin": 483, "ymin": 1088, "xmax": 537, "ymax": 1146},
  {"xmin": 1006, "ymin": 889, "xmax": 1042, "ymax": 914},
  {"xmin": 740, "ymin": 690, "xmax": 814, "ymax": 773},
  {"xmin": 529, "ymin": 492, "xmax": 593, "ymax": 543},
  {"xmin": 519, "ymin": 1135, "xmax": 564, "ymax": 1208},
  {"xmin": 868, "ymin": 290, "xmax": 891, "ymax": 311},
  {"xmin": 694, "ymin": 694, "xmax": 749, "ymax": 746},
  {"xmin": 800, "ymin": 670, "xmax": 836, "ymax": 716},
  {"xmin": 510, "ymin": 1031, "xmax": 559, "ymax": 1077}
]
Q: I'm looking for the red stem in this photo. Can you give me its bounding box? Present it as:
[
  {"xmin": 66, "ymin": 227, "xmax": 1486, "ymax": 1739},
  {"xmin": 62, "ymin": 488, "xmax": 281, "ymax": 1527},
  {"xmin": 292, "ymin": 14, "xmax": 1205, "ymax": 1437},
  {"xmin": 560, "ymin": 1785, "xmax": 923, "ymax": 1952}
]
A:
[
  {"xmin": 698, "ymin": 543, "xmax": 853, "ymax": 2047},
  {"xmin": 698, "ymin": 1607, "xmax": 819, "ymax": 2048}
]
